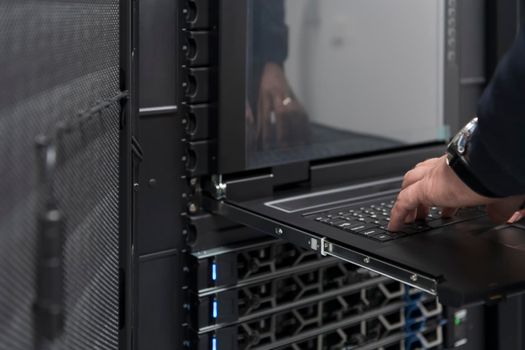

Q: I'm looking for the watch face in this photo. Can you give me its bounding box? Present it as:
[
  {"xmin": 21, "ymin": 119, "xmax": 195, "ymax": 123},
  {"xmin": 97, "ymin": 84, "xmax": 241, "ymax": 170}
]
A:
[{"xmin": 448, "ymin": 117, "xmax": 478, "ymax": 157}]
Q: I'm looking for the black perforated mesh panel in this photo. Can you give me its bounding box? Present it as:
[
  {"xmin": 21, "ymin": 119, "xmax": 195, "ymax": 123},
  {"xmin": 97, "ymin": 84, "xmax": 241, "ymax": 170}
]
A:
[{"xmin": 0, "ymin": 1, "xmax": 121, "ymax": 349}]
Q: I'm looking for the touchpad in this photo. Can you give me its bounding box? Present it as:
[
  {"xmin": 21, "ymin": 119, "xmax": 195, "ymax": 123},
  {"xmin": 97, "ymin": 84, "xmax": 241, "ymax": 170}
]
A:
[{"xmin": 478, "ymin": 226, "xmax": 525, "ymax": 251}]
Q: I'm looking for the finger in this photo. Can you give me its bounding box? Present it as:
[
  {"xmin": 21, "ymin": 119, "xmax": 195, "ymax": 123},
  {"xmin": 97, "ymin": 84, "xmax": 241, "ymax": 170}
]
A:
[
  {"xmin": 272, "ymin": 95, "xmax": 286, "ymax": 144},
  {"xmin": 441, "ymin": 207, "xmax": 458, "ymax": 218},
  {"xmin": 508, "ymin": 209, "xmax": 525, "ymax": 223},
  {"xmin": 401, "ymin": 158, "xmax": 441, "ymax": 190},
  {"xmin": 256, "ymin": 93, "xmax": 264, "ymax": 147},
  {"xmin": 402, "ymin": 167, "xmax": 431, "ymax": 190},
  {"xmin": 389, "ymin": 181, "xmax": 425, "ymax": 231},
  {"xmin": 272, "ymin": 94, "xmax": 287, "ymax": 115},
  {"xmin": 405, "ymin": 208, "xmax": 417, "ymax": 224},
  {"xmin": 486, "ymin": 196, "xmax": 525, "ymax": 224},
  {"xmin": 257, "ymin": 92, "xmax": 272, "ymax": 149},
  {"xmin": 416, "ymin": 204, "xmax": 429, "ymax": 220}
]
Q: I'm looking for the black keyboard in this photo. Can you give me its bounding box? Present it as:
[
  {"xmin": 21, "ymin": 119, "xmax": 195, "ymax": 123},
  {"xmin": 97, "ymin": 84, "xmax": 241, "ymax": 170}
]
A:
[{"xmin": 307, "ymin": 199, "xmax": 485, "ymax": 242}]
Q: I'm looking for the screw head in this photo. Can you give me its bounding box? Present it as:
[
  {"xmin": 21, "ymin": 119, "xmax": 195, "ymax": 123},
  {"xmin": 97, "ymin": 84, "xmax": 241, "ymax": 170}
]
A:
[
  {"xmin": 274, "ymin": 227, "xmax": 284, "ymax": 236},
  {"xmin": 410, "ymin": 274, "xmax": 418, "ymax": 282},
  {"xmin": 188, "ymin": 202, "xmax": 198, "ymax": 214},
  {"xmin": 363, "ymin": 257, "xmax": 371, "ymax": 264},
  {"xmin": 148, "ymin": 178, "xmax": 157, "ymax": 187},
  {"xmin": 133, "ymin": 183, "xmax": 139, "ymax": 192}
]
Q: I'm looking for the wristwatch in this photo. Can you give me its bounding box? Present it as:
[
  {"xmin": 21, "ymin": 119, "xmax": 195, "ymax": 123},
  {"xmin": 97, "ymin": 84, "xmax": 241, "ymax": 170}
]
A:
[{"xmin": 446, "ymin": 117, "xmax": 501, "ymax": 198}]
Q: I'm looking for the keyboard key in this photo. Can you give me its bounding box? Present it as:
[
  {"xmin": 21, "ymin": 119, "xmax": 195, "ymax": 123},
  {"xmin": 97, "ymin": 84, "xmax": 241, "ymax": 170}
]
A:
[
  {"xmin": 328, "ymin": 220, "xmax": 347, "ymax": 226},
  {"xmin": 342, "ymin": 222, "xmax": 370, "ymax": 232},
  {"xmin": 342, "ymin": 222, "xmax": 367, "ymax": 231},
  {"xmin": 348, "ymin": 223, "xmax": 377, "ymax": 232},
  {"xmin": 377, "ymin": 219, "xmax": 389, "ymax": 226},
  {"xmin": 426, "ymin": 213, "xmax": 439, "ymax": 221},
  {"xmin": 398, "ymin": 222, "xmax": 430, "ymax": 234},
  {"xmin": 371, "ymin": 233, "xmax": 393, "ymax": 242},
  {"xmin": 359, "ymin": 228, "xmax": 389, "ymax": 237},
  {"xmin": 360, "ymin": 217, "xmax": 379, "ymax": 224},
  {"xmin": 342, "ymin": 213, "xmax": 358, "ymax": 220}
]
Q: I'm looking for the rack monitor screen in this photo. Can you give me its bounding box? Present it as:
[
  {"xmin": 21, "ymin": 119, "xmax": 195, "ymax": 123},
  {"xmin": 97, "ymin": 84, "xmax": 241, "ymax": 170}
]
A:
[{"xmin": 245, "ymin": 0, "xmax": 448, "ymax": 169}]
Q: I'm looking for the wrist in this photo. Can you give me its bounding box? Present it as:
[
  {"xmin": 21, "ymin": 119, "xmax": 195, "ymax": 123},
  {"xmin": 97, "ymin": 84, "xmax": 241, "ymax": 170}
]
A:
[{"xmin": 446, "ymin": 118, "xmax": 503, "ymax": 198}]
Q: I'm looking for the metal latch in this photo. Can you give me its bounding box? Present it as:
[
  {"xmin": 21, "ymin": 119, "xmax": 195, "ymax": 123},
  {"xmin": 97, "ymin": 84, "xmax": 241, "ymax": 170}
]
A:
[
  {"xmin": 320, "ymin": 237, "xmax": 333, "ymax": 256},
  {"xmin": 309, "ymin": 237, "xmax": 332, "ymax": 256},
  {"xmin": 210, "ymin": 174, "xmax": 227, "ymax": 200}
]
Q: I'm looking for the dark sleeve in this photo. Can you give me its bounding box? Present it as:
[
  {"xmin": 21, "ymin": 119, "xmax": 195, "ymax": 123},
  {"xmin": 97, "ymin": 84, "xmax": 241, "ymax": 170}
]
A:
[
  {"xmin": 253, "ymin": 0, "xmax": 288, "ymax": 65},
  {"xmin": 467, "ymin": 24, "xmax": 525, "ymax": 197}
]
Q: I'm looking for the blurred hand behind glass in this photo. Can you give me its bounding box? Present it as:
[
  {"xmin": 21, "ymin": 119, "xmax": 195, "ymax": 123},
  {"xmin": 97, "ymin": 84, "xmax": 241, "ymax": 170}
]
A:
[
  {"xmin": 246, "ymin": 99, "xmax": 257, "ymax": 152},
  {"xmin": 254, "ymin": 62, "xmax": 311, "ymax": 151}
]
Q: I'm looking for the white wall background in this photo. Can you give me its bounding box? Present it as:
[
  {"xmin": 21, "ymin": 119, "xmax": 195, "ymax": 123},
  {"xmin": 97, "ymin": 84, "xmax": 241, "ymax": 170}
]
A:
[{"xmin": 284, "ymin": 0, "xmax": 445, "ymax": 142}]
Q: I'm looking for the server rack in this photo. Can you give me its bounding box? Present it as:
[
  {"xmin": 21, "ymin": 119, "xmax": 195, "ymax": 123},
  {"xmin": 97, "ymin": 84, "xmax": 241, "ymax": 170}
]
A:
[
  {"xmin": 133, "ymin": 0, "xmax": 506, "ymax": 349},
  {"xmin": 190, "ymin": 239, "xmax": 446, "ymax": 349},
  {"xmin": 2, "ymin": 0, "xmax": 521, "ymax": 349}
]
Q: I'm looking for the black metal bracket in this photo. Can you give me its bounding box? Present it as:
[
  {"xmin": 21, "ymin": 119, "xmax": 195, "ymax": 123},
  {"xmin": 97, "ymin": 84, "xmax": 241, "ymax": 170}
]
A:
[
  {"xmin": 179, "ymin": 0, "xmax": 220, "ymax": 346},
  {"xmin": 204, "ymin": 196, "xmax": 439, "ymax": 296}
]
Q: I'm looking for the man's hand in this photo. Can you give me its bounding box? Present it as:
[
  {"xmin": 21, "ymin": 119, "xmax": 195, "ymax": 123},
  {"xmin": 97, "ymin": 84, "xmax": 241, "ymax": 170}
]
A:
[
  {"xmin": 256, "ymin": 62, "xmax": 310, "ymax": 150},
  {"xmin": 388, "ymin": 155, "xmax": 525, "ymax": 231}
]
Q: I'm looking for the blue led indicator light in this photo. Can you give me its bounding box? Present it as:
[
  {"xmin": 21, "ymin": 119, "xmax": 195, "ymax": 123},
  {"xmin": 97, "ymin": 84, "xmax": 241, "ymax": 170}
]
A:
[
  {"xmin": 212, "ymin": 336, "xmax": 217, "ymax": 350},
  {"xmin": 213, "ymin": 299, "xmax": 218, "ymax": 319},
  {"xmin": 212, "ymin": 262, "xmax": 217, "ymax": 281}
]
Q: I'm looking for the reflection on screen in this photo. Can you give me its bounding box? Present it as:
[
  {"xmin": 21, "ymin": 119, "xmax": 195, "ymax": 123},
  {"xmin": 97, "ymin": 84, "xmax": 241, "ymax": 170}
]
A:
[{"xmin": 246, "ymin": 0, "xmax": 447, "ymax": 169}]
